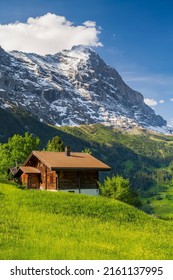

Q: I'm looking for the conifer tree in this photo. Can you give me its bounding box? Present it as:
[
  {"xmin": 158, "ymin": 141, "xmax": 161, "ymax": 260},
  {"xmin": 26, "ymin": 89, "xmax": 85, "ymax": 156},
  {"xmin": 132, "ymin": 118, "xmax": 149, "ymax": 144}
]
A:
[{"xmin": 46, "ymin": 136, "xmax": 65, "ymax": 152}]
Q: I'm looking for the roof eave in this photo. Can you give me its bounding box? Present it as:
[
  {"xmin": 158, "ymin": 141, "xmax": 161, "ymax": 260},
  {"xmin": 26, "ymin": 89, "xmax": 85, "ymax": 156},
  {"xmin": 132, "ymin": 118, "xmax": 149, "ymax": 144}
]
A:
[
  {"xmin": 23, "ymin": 151, "xmax": 52, "ymax": 169},
  {"xmin": 52, "ymin": 167, "xmax": 111, "ymax": 171}
]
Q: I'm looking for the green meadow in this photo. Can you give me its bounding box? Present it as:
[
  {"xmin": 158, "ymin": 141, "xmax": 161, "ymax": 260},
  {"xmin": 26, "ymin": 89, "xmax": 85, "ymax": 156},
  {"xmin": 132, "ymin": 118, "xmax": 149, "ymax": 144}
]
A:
[
  {"xmin": 0, "ymin": 182, "xmax": 173, "ymax": 260},
  {"xmin": 145, "ymin": 184, "xmax": 173, "ymax": 219}
]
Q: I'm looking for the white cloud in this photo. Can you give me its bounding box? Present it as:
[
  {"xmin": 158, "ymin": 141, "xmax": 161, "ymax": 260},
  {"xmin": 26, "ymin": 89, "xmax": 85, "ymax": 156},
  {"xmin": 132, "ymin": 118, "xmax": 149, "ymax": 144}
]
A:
[
  {"xmin": 170, "ymin": 98, "xmax": 173, "ymax": 102},
  {"xmin": 159, "ymin": 99, "xmax": 165, "ymax": 104},
  {"xmin": 144, "ymin": 98, "xmax": 158, "ymax": 107},
  {"xmin": 0, "ymin": 13, "xmax": 102, "ymax": 55},
  {"xmin": 83, "ymin": 21, "xmax": 96, "ymax": 27}
]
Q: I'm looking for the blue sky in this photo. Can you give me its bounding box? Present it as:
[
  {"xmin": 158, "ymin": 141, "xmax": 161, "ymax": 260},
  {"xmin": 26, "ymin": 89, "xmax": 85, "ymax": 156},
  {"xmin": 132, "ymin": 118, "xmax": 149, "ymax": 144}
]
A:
[{"xmin": 0, "ymin": 0, "xmax": 173, "ymax": 125}]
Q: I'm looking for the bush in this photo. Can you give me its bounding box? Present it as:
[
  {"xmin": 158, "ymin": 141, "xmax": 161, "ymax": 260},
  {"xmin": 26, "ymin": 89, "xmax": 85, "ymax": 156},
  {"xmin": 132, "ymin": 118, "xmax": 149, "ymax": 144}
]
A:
[{"xmin": 99, "ymin": 175, "xmax": 142, "ymax": 207}]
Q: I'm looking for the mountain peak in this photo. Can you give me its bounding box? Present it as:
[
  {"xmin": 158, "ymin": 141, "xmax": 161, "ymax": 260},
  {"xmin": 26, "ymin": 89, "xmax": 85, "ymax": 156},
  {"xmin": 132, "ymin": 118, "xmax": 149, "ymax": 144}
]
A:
[
  {"xmin": 0, "ymin": 45, "xmax": 5, "ymax": 52},
  {"xmin": 71, "ymin": 44, "xmax": 93, "ymax": 52},
  {"xmin": 0, "ymin": 46, "xmax": 170, "ymax": 134}
]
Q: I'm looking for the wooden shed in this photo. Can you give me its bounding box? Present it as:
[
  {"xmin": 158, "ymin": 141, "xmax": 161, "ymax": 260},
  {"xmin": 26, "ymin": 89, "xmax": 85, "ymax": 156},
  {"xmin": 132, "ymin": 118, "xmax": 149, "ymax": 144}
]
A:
[
  {"xmin": 14, "ymin": 166, "xmax": 41, "ymax": 189},
  {"xmin": 14, "ymin": 147, "xmax": 111, "ymax": 195}
]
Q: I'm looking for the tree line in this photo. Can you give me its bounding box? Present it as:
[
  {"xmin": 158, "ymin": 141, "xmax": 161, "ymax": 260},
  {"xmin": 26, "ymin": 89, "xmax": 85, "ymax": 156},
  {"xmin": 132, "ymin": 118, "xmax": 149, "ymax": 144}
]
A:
[{"xmin": 0, "ymin": 133, "xmax": 64, "ymax": 180}]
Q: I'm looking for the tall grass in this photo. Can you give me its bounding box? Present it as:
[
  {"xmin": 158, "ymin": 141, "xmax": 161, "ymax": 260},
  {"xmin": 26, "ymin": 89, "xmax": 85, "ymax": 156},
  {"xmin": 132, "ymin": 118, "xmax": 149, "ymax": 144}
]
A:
[{"xmin": 0, "ymin": 182, "xmax": 173, "ymax": 260}]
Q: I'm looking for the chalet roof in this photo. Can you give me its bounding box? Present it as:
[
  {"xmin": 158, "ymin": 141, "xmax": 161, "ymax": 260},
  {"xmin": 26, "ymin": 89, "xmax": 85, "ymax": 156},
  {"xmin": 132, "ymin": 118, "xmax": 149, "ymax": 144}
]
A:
[
  {"xmin": 14, "ymin": 166, "xmax": 41, "ymax": 177},
  {"xmin": 25, "ymin": 151, "xmax": 111, "ymax": 171},
  {"xmin": 20, "ymin": 166, "xmax": 41, "ymax": 174}
]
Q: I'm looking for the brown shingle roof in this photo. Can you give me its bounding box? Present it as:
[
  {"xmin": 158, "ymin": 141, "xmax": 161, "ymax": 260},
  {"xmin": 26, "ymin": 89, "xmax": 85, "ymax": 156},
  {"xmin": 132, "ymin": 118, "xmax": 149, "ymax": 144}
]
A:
[
  {"xmin": 20, "ymin": 166, "xmax": 41, "ymax": 174},
  {"xmin": 14, "ymin": 166, "xmax": 41, "ymax": 178},
  {"xmin": 26, "ymin": 151, "xmax": 111, "ymax": 171}
]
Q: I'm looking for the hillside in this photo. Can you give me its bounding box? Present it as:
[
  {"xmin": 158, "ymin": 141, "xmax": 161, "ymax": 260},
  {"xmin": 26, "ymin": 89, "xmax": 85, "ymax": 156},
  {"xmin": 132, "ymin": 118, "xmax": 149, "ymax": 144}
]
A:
[
  {"xmin": 0, "ymin": 107, "xmax": 89, "ymax": 148},
  {"xmin": 1, "ymin": 118, "xmax": 173, "ymax": 217},
  {"xmin": 0, "ymin": 182, "xmax": 173, "ymax": 260},
  {"xmin": 58, "ymin": 124, "xmax": 173, "ymax": 218}
]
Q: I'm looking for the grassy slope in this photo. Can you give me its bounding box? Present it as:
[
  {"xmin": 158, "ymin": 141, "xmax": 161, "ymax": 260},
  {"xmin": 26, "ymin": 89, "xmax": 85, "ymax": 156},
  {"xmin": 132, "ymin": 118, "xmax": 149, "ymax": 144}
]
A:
[{"xmin": 0, "ymin": 182, "xmax": 173, "ymax": 260}]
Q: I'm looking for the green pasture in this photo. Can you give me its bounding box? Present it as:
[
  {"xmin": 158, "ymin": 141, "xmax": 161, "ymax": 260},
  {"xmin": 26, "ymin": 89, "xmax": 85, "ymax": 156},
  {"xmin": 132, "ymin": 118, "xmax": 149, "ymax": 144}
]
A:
[
  {"xmin": 149, "ymin": 185, "xmax": 173, "ymax": 219},
  {"xmin": 0, "ymin": 182, "xmax": 173, "ymax": 260}
]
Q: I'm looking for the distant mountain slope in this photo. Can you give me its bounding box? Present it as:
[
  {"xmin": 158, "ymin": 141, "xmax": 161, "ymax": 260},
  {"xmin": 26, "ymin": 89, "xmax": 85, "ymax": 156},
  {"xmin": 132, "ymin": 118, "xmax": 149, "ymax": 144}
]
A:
[
  {"xmin": 0, "ymin": 107, "xmax": 91, "ymax": 150},
  {"xmin": 0, "ymin": 45, "xmax": 170, "ymax": 133}
]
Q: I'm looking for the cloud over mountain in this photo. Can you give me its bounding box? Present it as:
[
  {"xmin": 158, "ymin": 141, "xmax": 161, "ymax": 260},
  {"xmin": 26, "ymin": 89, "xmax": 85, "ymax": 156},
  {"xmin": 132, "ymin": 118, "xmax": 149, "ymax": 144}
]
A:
[
  {"xmin": 144, "ymin": 98, "xmax": 158, "ymax": 107},
  {"xmin": 0, "ymin": 13, "xmax": 102, "ymax": 55}
]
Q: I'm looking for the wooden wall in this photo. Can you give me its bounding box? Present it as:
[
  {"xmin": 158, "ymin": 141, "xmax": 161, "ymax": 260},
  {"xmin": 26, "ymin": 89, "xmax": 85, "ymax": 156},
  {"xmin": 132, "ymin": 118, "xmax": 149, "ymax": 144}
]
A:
[
  {"xmin": 57, "ymin": 170, "xmax": 98, "ymax": 190},
  {"xmin": 26, "ymin": 156, "xmax": 57, "ymax": 190},
  {"xmin": 35, "ymin": 160, "xmax": 57, "ymax": 190},
  {"xmin": 21, "ymin": 173, "xmax": 40, "ymax": 189},
  {"xmin": 81, "ymin": 170, "xmax": 98, "ymax": 189}
]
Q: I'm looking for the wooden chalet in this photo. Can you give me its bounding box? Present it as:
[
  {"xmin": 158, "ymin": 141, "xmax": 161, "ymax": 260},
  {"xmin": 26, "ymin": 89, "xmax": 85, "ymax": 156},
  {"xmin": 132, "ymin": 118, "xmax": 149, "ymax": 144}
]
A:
[{"xmin": 14, "ymin": 147, "xmax": 111, "ymax": 195}]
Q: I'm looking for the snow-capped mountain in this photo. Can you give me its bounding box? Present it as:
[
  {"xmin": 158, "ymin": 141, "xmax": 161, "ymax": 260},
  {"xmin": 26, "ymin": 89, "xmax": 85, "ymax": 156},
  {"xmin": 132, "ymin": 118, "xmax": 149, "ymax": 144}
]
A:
[{"xmin": 0, "ymin": 45, "xmax": 170, "ymax": 133}]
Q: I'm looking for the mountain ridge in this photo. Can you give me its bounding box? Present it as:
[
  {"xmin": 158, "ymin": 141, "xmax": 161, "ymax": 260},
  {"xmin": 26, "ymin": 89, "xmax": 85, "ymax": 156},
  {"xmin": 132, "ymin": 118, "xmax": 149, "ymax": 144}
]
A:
[{"xmin": 0, "ymin": 45, "xmax": 171, "ymax": 133}]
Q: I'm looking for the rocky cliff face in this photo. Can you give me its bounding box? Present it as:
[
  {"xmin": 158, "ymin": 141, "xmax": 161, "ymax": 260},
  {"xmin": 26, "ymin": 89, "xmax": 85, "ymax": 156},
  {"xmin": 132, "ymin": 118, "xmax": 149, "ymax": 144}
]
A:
[{"xmin": 0, "ymin": 45, "xmax": 168, "ymax": 132}]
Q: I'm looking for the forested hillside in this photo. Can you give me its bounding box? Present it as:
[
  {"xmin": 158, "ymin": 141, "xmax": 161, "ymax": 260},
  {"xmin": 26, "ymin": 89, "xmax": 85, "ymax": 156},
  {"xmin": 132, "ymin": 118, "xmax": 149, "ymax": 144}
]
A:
[
  {"xmin": 59, "ymin": 124, "xmax": 173, "ymax": 188},
  {"xmin": 1, "ymin": 112, "xmax": 173, "ymax": 218}
]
